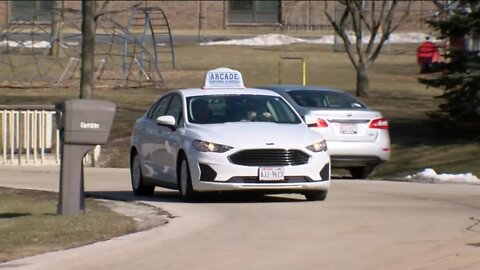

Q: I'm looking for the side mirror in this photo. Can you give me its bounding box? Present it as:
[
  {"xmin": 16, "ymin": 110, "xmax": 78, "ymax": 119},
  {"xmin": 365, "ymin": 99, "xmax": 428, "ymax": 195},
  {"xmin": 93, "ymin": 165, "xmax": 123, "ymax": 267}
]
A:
[
  {"xmin": 156, "ymin": 115, "xmax": 176, "ymax": 128},
  {"xmin": 304, "ymin": 115, "xmax": 317, "ymax": 126}
]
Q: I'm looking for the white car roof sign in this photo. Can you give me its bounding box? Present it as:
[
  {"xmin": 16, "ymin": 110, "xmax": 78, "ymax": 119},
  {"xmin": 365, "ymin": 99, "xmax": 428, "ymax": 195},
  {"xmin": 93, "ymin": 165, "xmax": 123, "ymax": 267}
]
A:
[{"xmin": 203, "ymin": 67, "xmax": 245, "ymax": 89}]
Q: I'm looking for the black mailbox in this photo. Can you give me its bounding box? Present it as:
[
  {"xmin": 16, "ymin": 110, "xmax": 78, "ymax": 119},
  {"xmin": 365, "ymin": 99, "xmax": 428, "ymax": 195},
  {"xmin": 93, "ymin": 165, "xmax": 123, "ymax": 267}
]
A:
[{"xmin": 56, "ymin": 99, "xmax": 116, "ymax": 216}]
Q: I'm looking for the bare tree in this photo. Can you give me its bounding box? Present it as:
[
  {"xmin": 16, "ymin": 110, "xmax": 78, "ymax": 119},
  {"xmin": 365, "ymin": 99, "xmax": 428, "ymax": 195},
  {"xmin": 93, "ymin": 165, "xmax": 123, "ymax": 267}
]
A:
[
  {"xmin": 325, "ymin": 0, "xmax": 411, "ymax": 97},
  {"xmin": 79, "ymin": 0, "xmax": 110, "ymax": 99},
  {"xmin": 50, "ymin": 0, "xmax": 63, "ymax": 57},
  {"xmin": 80, "ymin": 0, "xmax": 95, "ymax": 99}
]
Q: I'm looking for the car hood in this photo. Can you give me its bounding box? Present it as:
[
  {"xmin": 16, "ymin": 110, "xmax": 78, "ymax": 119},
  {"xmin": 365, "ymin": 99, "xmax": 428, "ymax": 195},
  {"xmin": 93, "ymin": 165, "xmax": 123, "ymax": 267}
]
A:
[{"xmin": 185, "ymin": 122, "xmax": 324, "ymax": 148}]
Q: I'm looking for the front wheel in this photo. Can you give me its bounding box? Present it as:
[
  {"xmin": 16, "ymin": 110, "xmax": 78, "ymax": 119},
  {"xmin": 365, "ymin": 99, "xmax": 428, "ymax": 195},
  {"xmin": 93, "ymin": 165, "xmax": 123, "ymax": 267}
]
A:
[
  {"xmin": 304, "ymin": 190, "xmax": 328, "ymax": 201},
  {"xmin": 178, "ymin": 157, "xmax": 198, "ymax": 202},
  {"xmin": 131, "ymin": 154, "xmax": 155, "ymax": 196}
]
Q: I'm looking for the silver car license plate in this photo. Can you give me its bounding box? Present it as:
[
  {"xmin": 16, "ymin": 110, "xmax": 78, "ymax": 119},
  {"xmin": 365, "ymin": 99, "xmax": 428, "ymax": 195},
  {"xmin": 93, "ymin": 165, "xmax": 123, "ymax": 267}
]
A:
[{"xmin": 340, "ymin": 123, "xmax": 358, "ymax": 134}]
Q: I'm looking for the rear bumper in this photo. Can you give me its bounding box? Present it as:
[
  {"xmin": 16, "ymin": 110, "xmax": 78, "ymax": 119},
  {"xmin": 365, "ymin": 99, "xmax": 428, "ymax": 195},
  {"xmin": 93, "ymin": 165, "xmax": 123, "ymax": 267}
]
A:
[
  {"xmin": 331, "ymin": 155, "xmax": 383, "ymax": 168},
  {"xmin": 327, "ymin": 140, "xmax": 390, "ymax": 168}
]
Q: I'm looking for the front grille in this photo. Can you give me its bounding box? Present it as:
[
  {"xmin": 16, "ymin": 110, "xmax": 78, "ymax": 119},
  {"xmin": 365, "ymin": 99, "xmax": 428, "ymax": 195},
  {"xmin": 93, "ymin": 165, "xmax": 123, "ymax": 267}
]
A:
[
  {"xmin": 227, "ymin": 176, "xmax": 312, "ymax": 183},
  {"xmin": 229, "ymin": 149, "xmax": 310, "ymax": 166}
]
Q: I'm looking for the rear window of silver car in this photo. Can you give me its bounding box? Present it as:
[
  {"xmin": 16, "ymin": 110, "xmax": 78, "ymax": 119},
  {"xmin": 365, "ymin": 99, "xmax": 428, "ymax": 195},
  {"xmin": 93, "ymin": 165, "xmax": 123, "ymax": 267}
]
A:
[{"xmin": 288, "ymin": 90, "xmax": 367, "ymax": 109}]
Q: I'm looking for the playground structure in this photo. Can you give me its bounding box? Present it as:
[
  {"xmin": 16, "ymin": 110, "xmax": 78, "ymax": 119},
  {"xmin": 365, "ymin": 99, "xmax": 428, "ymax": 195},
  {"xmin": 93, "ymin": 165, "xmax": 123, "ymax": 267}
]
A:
[
  {"xmin": 0, "ymin": 5, "xmax": 175, "ymax": 89},
  {"xmin": 0, "ymin": 5, "xmax": 176, "ymax": 166}
]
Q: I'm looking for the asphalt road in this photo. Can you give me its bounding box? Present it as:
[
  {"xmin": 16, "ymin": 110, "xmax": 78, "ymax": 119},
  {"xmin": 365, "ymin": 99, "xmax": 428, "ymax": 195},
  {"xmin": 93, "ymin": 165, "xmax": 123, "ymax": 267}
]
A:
[{"xmin": 1, "ymin": 166, "xmax": 479, "ymax": 270}]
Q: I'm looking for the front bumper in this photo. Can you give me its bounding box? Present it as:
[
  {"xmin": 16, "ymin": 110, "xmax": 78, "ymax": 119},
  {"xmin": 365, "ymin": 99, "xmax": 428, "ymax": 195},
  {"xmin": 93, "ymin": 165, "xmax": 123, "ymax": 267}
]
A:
[
  {"xmin": 188, "ymin": 150, "xmax": 331, "ymax": 192},
  {"xmin": 194, "ymin": 180, "xmax": 330, "ymax": 192}
]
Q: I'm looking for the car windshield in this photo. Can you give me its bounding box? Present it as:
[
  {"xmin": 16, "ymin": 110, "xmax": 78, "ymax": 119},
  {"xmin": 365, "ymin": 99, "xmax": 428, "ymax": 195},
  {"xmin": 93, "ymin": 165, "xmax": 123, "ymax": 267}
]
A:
[
  {"xmin": 288, "ymin": 90, "xmax": 367, "ymax": 109},
  {"xmin": 187, "ymin": 94, "xmax": 302, "ymax": 124}
]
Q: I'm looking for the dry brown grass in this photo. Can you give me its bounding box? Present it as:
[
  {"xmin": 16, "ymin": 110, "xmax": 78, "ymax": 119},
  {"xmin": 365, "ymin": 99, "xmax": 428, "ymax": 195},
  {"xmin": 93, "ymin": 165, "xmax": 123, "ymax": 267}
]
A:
[{"xmin": 0, "ymin": 187, "xmax": 137, "ymax": 262}]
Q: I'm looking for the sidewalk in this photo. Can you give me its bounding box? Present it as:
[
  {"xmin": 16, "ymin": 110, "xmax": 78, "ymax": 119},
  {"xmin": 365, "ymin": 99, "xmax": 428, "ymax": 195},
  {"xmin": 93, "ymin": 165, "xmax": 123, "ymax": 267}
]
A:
[{"xmin": 0, "ymin": 165, "xmax": 131, "ymax": 193}]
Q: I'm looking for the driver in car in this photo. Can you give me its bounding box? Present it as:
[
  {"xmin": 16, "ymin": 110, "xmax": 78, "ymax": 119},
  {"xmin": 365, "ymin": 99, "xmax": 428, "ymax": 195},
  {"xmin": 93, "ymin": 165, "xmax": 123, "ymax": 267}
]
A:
[{"xmin": 246, "ymin": 103, "xmax": 272, "ymax": 122}]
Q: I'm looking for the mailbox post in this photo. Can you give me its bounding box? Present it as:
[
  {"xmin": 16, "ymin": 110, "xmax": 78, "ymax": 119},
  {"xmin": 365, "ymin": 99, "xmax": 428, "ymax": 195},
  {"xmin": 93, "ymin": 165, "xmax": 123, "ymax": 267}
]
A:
[{"xmin": 56, "ymin": 99, "xmax": 116, "ymax": 216}]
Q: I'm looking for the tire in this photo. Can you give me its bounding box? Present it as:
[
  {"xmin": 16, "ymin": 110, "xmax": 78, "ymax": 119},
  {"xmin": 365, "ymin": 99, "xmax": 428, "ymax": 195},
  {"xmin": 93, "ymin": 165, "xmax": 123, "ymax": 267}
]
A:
[
  {"xmin": 349, "ymin": 166, "xmax": 375, "ymax": 179},
  {"xmin": 178, "ymin": 156, "xmax": 198, "ymax": 202},
  {"xmin": 304, "ymin": 190, "xmax": 328, "ymax": 201},
  {"xmin": 130, "ymin": 154, "xmax": 155, "ymax": 196}
]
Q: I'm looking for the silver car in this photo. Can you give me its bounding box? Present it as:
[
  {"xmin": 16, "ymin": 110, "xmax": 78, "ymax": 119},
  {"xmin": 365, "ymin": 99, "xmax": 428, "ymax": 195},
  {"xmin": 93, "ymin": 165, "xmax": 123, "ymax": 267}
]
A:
[{"xmin": 258, "ymin": 85, "xmax": 390, "ymax": 179}]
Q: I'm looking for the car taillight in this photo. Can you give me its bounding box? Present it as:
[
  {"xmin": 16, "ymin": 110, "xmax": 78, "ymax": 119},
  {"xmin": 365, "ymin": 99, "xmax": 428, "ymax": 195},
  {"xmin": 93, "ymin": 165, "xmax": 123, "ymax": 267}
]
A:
[
  {"xmin": 307, "ymin": 118, "xmax": 329, "ymax": 128},
  {"xmin": 317, "ymin": 118, "xmax": 329, "ymax": 127},
  {"xmin": 369, "ymin": 118, "xmax": 389, "ymax": 129}
]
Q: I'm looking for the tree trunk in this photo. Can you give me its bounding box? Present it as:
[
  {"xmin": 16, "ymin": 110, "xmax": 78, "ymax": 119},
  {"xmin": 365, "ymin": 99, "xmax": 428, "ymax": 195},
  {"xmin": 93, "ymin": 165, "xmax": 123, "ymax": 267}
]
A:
[
  {"xmin": 49, "ymin": 0, "xmax": 62, "ymax": 57},
  {"xmin": 356, "ymin": 61, "xmax": 370, "ymax": 97},
  {"xmin": 80, "ymin": 0, "xmax": 95, "ymax": 99}
]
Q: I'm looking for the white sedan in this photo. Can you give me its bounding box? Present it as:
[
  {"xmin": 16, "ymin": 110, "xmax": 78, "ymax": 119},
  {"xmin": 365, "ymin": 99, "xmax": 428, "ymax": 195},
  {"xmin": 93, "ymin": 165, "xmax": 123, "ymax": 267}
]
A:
[
  {"xmin": 129, "ymin": 68, "xmax": 331, "ymax": 201},
  {"xmin": 259, "ymin": 85, "xmax": 391, "ymax": 179}
]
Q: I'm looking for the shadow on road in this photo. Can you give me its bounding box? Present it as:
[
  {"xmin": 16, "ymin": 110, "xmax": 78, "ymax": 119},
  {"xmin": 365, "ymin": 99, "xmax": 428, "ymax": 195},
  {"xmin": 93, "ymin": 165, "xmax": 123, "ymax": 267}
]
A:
[{"xmin": 86, "ymin": 190, "xmax": 307, "ymax": 204}]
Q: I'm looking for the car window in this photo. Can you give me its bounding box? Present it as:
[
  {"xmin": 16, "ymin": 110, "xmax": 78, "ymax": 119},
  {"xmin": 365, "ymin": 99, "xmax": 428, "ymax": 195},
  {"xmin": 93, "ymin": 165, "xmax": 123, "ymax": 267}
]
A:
[
  {"xmin": 288, "ymin": 90, "xmax": 367, "ymax": 109},
  {"xmin": 187, "ymin": 94, "xmax": 302, "ymax": 124},
  {"xmin": 165, "ymin": 94, "xmax": 183, "ymax": 127},
  {"xmin": 148, "ymin": 95, "xmax": 173, "ymax": 119}
]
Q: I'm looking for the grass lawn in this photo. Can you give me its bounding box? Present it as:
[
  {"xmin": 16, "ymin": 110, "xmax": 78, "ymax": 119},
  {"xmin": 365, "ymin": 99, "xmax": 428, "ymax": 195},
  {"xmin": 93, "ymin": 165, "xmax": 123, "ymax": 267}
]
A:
[{"xmin": 0, "ymin": 187, "xmax": 136, "ymax": 262}]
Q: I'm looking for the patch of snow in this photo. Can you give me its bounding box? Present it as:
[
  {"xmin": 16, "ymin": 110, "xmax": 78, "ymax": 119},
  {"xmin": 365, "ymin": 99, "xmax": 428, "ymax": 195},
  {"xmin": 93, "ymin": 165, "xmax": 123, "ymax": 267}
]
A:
[
  {"xmin": 201, "ymin": 32, "xmax": 440, "ymax": 46},
  {"xmin": 201, "ymin": 34, "xmax": 307, "ymax": 46},
  {"xmin": 0, "ymin": 40, "xmax": 22, "ymax": 47},
  {"xmin": 23, "ymin": 40, "xmax": 51, "ymax": 48},
  {"xmin": 405, "ymin": 168, "xmax": 480, "ymax": 184},
  {"xmin": 0, "ymin": 40, "xmax": 51, "ymax": 48}
]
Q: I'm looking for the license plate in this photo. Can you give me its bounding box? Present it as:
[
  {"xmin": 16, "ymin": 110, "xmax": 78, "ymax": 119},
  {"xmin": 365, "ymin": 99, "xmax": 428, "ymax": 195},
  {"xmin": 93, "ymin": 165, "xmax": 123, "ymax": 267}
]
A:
[
  {"xmin": 340, "ymin": 123, "xmax": 357, "ymax": 134},
  {"xmin": 259, "ymin": 167, "xmax": 284, "ymax": 181}
]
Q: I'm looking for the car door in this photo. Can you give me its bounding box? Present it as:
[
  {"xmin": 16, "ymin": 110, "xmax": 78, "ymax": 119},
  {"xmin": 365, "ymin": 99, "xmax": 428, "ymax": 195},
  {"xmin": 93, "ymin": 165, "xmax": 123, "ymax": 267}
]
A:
[
  {"xmin": 140, "ymin": 94, "xmax": 172, "ymax": 180},
  {"xmin": 150, "ymin": 94, "xmax": 184, "ymax": 185}
]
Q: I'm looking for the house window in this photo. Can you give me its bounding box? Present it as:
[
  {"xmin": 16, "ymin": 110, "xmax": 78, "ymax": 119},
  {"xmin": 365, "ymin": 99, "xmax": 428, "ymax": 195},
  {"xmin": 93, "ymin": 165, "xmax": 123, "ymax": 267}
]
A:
[
  {"xmin": 10, "ymin": 0, "xmax": 53, "ymax": 22},
  {"xmin": 228, "ymin": 0, "xmax": 280, "ymax": 23}
]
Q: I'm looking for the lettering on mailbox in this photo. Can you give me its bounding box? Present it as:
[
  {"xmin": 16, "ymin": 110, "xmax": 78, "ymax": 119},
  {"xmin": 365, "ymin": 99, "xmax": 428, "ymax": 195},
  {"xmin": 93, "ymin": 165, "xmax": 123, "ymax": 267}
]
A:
[{"xmin": 80, "ymin": 122, "xmax": 100, "ymax": 129}]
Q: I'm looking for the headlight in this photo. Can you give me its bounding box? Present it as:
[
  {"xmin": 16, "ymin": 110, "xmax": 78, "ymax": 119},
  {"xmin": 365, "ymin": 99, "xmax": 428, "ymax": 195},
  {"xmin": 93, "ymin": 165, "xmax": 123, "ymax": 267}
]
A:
[
  {"xmin": 192, "ymin": 140, "xmax": 233, "ymax": 153},
  {"xmin": 306, "ymin": 140, "xmax": 328, "ymax": 152}
]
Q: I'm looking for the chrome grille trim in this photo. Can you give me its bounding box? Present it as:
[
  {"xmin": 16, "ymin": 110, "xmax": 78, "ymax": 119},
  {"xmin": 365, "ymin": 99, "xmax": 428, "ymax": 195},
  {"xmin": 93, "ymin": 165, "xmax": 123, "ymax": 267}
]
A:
[{"xmin": 229, "ymin": 149, "xmax": 310, "ymax": 166}]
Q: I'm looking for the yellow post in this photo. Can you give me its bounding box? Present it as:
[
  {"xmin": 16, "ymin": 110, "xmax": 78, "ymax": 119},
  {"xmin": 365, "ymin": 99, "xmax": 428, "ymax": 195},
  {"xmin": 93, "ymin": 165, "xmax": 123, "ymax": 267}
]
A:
[{"xmin": 302, "ymin": 58, "xmax": 306, "ymax": 86}]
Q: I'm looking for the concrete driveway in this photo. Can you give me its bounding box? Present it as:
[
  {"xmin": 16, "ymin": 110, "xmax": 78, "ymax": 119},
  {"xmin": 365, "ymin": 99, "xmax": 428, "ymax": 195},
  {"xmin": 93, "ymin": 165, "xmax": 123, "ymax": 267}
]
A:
[{"xmin": 1, "ymin": 166, "xmax": 479, "ymax": 270}]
